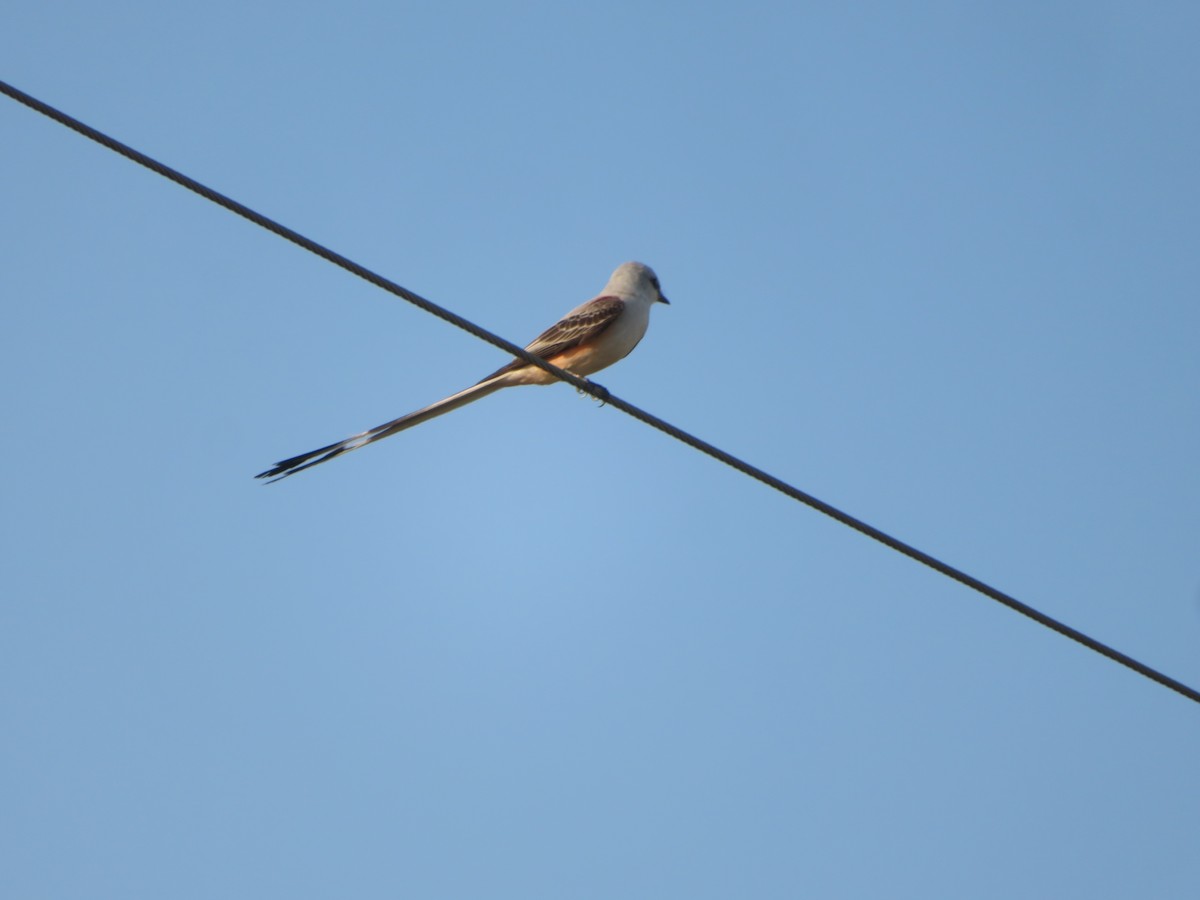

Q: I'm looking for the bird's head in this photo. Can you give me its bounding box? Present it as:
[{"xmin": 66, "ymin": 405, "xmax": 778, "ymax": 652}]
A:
[{"xmin": 607, "ymin": 261, "xmax": 670, "ymax": 305}]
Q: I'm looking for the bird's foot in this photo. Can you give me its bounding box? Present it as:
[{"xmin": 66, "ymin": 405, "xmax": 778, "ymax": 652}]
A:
[{"xmin": 576, "ymin": 379, "xmax": 610, "ymax": 406}]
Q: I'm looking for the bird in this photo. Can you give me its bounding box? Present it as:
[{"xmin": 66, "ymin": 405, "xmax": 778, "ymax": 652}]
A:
[{"xmin": 256, "ymin": 261, "xmax": 669, "ymax": 482}]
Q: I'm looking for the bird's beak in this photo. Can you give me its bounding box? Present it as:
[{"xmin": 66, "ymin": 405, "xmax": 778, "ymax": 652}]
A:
[{"xmin": 657, "ymin": 294, "xmax": 670, "ymax": 305}]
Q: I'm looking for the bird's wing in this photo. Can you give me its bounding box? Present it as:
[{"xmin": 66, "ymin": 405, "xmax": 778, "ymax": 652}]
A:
[{"xmin": 478, "ymin": 296, "xmax": 625, "ymax": 382}]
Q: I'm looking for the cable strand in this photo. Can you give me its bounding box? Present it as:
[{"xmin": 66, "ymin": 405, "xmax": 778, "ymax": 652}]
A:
[{"xmin": 4, "ymin": 78, "xmax": 1196, "ymax": 706}]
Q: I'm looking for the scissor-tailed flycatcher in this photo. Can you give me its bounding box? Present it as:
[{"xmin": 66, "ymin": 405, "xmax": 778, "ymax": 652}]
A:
[{"xmin": 256, "ymin": 261, "xmax": 669, "ymax": 482}]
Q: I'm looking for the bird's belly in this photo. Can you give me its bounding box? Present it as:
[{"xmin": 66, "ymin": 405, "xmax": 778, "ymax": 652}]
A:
[{"xmin": 555, "ymin": 335, "xmax": 637, "ymax": 376}]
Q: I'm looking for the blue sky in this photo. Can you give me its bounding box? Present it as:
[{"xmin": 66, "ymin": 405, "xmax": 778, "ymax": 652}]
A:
[{"xmin": 3, "ymin": 2, "xmax": 1199, "ymax": 897}]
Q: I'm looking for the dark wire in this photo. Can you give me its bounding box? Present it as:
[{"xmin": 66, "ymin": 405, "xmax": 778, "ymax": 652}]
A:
[{"xmin": 4, "ymin": 78, "xmax": 1197, "ymax": 706}]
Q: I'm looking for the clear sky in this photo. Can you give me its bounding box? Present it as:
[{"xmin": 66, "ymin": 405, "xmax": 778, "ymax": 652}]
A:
[{"xmin": 3, "ymin": 2, "xmax": 1199, "ymax": 897}]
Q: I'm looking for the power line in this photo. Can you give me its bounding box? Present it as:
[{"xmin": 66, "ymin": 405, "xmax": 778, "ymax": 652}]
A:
[{"xmin": 4, "ymin": 78, "xmax": 1197, "ymax": 706}]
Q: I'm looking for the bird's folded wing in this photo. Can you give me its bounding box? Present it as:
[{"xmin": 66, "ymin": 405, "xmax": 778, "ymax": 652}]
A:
[{"xmin": 478, "ymin": 296, "xmax": 625, "ymax": 382}]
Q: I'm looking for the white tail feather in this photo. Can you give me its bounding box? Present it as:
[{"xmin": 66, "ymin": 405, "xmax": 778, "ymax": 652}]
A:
[{"xmin": 256, "ymin": 378, "xmax": 507, "ymax": 481}]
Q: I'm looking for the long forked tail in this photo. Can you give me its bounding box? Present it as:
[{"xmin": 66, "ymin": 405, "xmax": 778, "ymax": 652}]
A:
[{"xmin": 256, "ymin": 378, "xmax": 507, "ymax": 482}]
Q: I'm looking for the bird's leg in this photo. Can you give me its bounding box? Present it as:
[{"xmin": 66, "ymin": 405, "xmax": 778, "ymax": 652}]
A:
[{"xmin": 575, "ymin": 378, "xmax": 610, "ymax": 406}]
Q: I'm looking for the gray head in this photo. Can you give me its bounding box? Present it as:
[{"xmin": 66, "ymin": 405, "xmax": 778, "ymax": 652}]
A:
[{"xmin": 605, "ymin": 261, "xmax": 670, "ymax": 305}]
